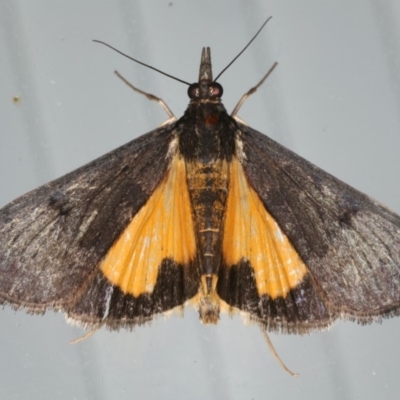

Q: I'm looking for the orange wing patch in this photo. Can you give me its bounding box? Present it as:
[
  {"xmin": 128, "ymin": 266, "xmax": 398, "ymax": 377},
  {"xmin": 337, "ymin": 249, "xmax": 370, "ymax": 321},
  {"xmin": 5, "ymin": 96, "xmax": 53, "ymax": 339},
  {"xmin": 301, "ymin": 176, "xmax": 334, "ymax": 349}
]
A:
[
  {"xmin": 100, "ymin": 155, "xmax": 196, "ymax": 297},
  {"xmin": 223, "ymin": 158, "xmax": 308, "ymax": 299}
]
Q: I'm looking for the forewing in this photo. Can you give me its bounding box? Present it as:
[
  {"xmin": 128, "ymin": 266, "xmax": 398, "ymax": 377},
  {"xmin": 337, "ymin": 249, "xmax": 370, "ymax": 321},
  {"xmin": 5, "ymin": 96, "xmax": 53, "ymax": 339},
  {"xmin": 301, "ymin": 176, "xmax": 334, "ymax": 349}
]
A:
[
  {"xmin": 218, "ymin": 123, "xmax": 400, "ymax": 333},
  {"xmin": 0, "ymin": 124, "xmax": 198, "ymax": 329}
]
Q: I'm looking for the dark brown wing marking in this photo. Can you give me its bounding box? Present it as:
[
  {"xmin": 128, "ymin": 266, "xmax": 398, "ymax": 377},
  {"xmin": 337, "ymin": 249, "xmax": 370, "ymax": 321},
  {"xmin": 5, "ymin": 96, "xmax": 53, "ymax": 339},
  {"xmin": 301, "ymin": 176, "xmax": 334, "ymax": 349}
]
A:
[
  {"xmin": 219, "ymin": 122, "xmax": 400, "ymax": 333},
  {"xmin": 0, "ymin": 124, "xmax": 201, "ymax": 328}
]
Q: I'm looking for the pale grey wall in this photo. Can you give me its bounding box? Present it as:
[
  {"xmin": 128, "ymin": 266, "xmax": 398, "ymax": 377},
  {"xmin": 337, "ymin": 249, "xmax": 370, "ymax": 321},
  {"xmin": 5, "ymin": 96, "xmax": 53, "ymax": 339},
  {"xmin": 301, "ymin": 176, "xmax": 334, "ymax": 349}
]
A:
[{"xmin": 1, "ymin": 1, "xmax": 400, "ymax": 399}]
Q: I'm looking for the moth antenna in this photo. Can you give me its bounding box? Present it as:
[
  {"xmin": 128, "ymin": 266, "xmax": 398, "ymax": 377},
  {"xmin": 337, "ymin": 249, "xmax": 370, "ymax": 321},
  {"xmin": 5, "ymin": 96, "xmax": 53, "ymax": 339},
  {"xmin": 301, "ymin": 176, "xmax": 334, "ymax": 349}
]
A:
[
  {"xmin": 114, "ymin": 70, "xmax": 176, "ymax": 121},
  {"xmin": 231, "ymin": 62, "xmax": 278, "ymax": 118},
  {"xmin": 213, "ymin": 16, "xmax": 273, "ymax": 82},
  {"xmin": 262, "ymin": 330, "xmax": 299, "ymax": 377},
  {"xmin": 69, "ymin": 324, "xmax": 104, "ymax": 344},
  {"xmin": 93, "ymin": 40, "xmax": 191, "ymax": 86}
]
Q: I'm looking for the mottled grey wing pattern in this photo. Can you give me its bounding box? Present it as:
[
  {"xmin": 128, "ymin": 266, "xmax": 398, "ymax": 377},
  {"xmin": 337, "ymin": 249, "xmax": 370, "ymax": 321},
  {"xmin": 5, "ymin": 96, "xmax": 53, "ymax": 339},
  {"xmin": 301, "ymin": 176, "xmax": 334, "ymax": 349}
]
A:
[
  {"xmin": 0, "ymin": 125, "xmax": 175, "ymax": 317},
  {"xmin": 239, "ymin": 122, "xmax": 400, "ymax": 325}
]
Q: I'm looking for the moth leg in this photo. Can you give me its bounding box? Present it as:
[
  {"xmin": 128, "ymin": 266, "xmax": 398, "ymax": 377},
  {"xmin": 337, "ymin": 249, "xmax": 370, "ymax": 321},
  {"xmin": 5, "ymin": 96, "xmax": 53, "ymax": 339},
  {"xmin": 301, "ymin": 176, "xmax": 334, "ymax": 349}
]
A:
[
  {"xmin": 114, "ymin": 70, "xmax": 176, "ymax": 122},
  {"xmin": 69, "ymin": 322, "xmax": 105, "ymax": 344},
  {"xmin": 231, "ymin": 62, "xmax": 278, "ymax": 118},
  {"xmin": 262, "ymin": 330, "xmax": 299, "ymax": 377}
]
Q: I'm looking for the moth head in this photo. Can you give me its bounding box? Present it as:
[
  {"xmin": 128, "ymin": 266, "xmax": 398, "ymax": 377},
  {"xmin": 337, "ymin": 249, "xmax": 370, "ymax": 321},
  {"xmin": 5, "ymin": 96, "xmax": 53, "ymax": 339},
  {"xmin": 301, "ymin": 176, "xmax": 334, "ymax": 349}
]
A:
[
  {"xmin": 187, "ymin": 47, "xmax": 223, "ymax": 101},
  {"xmin": 187, "ymin": 81, "xmax": 223, "ymax": 100}
]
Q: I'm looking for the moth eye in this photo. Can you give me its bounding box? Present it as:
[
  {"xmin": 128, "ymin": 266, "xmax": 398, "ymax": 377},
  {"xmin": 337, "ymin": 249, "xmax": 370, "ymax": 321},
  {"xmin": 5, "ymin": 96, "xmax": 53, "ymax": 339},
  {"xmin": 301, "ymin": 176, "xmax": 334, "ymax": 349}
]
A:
[
  {"xmin": 209, "ymin": 82, "xmax": 223, "ymax": 98},
  {"xmin": 188, "ymin": 83, "xmax": 200, "ymax": 99}
]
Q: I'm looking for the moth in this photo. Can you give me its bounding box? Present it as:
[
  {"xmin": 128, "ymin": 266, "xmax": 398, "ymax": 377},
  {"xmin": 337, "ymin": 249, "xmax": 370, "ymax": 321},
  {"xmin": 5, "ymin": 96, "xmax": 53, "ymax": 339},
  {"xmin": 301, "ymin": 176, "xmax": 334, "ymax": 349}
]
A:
[{"xmin": 1, "ymin": 27, "xmax": 400, "ymax": 346}]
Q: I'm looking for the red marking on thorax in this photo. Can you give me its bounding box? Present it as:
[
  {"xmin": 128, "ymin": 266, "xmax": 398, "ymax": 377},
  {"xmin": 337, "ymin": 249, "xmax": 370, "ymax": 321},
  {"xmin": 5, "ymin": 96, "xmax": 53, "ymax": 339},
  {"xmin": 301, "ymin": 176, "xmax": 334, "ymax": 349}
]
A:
[{"xmin": 204, "ymin": 115, "xmax": 218, "ymax": 126}]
